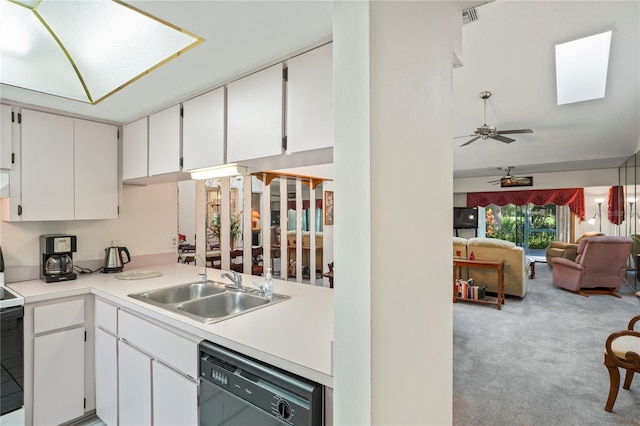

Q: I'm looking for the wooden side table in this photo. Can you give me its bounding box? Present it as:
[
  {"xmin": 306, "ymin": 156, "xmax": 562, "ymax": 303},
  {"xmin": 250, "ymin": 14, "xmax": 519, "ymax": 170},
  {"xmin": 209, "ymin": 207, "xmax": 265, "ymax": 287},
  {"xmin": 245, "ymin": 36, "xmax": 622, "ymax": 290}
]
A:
[{"xmin": 453, "ymin": 258, "xmax": 505, "ymax": 310}]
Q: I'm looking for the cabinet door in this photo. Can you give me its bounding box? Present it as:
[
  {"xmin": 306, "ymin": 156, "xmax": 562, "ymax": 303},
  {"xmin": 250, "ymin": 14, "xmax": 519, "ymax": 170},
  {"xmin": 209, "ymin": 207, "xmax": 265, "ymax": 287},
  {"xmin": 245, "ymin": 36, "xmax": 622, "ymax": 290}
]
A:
[
  {"xmin": 21, "ymin": 109, "xmax": 74, "ymax": 221},
  {"xmin": 95, "ymin": 328, "xmax": 118, "ymax": 426},
  {"xmin": 1, "ymin": 104, "xmax": 12, "ymax": 169},
  {"xmin": 122, "ymin": 117, "xmax": 148, "ymax": 180},
  {"xmin": 74, "ymin": 119, "xmax": 118, "ymax": 219},
  {"xmin": 287, "ymin": 43, "xmax": 334, "ymax": 153},
  {"xmin": 227, "ymin": 63, "xmax": 284, "ymax": 162},
  {"xmin": 152, "ymin": 361, "xmax": 198, "ymax": 426},
  {"xmin": 119, "ymin": 341, "xmax": 152, "ymax": 426},
  {"xmin": 182, "ymin": 87, "xmax": 225, "ymax": 171},
  {"xmin": 33, "ymin": 327, "xmax": 85, "ymax": 425},
  {"xmin": 149, "ymin": 105, "xmax": 182, "ymax": 175}
]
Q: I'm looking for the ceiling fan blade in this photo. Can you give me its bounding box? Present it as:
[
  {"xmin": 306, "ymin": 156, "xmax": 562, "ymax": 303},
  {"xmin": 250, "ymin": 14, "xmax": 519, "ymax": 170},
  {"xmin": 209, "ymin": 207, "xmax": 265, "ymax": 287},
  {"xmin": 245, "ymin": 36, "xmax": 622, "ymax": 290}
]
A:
[
  {"xmin": 460, "ymin": 136, "xmax": 481, "ymax": 147},
  {"xmin": 490, "ymin": 134, "xmax": 516, "ymax": 143},
  {"xmin": 453, "ymin": 134, "xmax": 477, "ymax": 139},
  {"xmin": 487, "ymin": 178, "xmax": 502, "ymax": 183},
  {"xmin": 497, "ymin": 129, "xmax": 533, "ymax": 134}
]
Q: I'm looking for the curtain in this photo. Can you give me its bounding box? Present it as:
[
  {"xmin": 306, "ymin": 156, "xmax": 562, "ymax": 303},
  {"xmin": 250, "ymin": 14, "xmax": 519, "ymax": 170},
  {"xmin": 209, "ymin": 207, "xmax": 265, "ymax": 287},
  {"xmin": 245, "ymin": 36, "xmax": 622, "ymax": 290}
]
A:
[
  {"xmin": 607, "ymin": 185, "xmax": 625, "ymax": 225},
  {"xmin": 467, "ymin": 188, "xmax": 585, "ymax": 221}
]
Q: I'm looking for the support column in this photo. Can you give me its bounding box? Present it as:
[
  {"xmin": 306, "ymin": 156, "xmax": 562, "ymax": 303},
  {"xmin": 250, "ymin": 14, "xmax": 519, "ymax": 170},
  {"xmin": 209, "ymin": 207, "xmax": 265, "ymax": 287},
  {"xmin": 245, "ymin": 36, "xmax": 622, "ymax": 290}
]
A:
[{"xmin": 333, "ymin": 2, "xmax": 460, "ymax": 424}]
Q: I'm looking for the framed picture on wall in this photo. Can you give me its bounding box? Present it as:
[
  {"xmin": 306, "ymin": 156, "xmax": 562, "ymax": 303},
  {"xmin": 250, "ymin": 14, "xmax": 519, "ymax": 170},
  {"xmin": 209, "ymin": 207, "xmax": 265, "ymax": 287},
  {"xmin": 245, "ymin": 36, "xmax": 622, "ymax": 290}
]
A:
[{"xmin": 324, "ymin": 191, "xmax": 334, "ymax": 225}]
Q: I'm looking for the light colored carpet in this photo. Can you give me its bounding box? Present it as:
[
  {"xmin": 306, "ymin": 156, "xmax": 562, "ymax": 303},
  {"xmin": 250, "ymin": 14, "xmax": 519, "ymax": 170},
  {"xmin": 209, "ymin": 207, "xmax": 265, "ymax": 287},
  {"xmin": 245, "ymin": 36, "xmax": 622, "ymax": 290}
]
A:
[{"xmin": 453, "ymin": 263, "xmax": 640, "ymax": 425}]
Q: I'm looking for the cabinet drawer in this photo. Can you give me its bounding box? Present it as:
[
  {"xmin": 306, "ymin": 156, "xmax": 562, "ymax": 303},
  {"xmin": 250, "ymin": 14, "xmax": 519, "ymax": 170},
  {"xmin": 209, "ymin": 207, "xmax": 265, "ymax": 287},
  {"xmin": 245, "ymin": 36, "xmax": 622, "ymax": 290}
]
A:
[
  {"xmin": 118, "ymin": 310, "xmax": 198, "ymax": 379},
  {"xmin": 95, "ymin": 298, "xmax": 118, "ymax": 334},
  {"xmin": 34, "ymin": 299, "xmax": 84, "ymax": 334}
]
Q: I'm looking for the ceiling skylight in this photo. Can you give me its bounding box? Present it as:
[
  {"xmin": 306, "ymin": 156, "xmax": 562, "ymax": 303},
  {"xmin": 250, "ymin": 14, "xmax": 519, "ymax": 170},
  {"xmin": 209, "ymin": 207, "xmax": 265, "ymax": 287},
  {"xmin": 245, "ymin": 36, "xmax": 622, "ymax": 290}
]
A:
[
  {"xmin": 555, "ymin": 31, "xmax": 612, "ymax": 105},
  {"xmin": 0, "ymin": 0, "xmax": 203, "ymax": 104}
]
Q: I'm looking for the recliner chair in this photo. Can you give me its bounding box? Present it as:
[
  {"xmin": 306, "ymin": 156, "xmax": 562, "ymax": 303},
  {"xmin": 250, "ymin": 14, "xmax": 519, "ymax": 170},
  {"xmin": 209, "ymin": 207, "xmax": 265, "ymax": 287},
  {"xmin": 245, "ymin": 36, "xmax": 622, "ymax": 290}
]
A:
[
  {"xmin": 551, "ymin": 236, "xmax": 632, "ymax": 297},
  {"xmin": 545, "ymin": 231, "xmax": 605, "ymax": 267}
]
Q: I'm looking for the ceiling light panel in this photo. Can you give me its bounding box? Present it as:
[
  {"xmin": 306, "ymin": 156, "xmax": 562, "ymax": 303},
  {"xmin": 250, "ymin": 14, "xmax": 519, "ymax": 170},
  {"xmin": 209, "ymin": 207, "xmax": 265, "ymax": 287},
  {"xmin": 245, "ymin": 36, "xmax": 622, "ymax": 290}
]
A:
[
  {"xmin": 0, "ymin": 0, "xmax": 203, "ymax": 104},
  {"xmin": 555, "ymin": 31, "xmax": 612, "ymax": 105}
]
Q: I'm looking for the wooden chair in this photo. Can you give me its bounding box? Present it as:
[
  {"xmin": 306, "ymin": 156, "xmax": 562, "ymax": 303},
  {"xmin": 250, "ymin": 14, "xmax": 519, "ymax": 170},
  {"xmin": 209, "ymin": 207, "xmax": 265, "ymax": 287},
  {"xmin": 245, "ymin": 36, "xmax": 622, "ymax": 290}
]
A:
[
  {"xmin": 604, "ymin": 314, "xmax": 640, "ymax": 412},
  {"xmin": 251, "ymin": 246, "xmax": 264, "ymax": 275},
  {"xmin": 323, "ymin": 262, "xmax": 334, "ymax": 288},
  {"xmin": 230, "ymin": 249, "xmax": 244, "ymax": 273}
]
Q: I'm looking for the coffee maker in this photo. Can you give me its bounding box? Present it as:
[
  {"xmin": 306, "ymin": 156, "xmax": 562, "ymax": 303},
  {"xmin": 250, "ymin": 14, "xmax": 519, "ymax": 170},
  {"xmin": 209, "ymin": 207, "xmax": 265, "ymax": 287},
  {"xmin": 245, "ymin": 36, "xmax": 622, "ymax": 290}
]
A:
[{"xmin": 40, "ymin": 235, "xmax": 77, "ymax": 283}]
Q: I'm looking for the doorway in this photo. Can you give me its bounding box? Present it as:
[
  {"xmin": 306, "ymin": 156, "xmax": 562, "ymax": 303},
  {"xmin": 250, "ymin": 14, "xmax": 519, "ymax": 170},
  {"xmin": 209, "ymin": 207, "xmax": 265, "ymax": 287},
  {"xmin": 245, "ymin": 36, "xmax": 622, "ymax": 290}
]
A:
[{"xmin": 485, "ymin": 203, "xmax": 557, "ymax": 257}]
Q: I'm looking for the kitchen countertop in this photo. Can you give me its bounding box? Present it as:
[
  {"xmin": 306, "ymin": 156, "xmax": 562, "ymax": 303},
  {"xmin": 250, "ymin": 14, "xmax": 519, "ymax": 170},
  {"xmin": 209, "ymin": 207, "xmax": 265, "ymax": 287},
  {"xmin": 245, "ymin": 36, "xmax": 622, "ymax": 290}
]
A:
[{"xmin": 7, "ymin": 263, "xmax": 334, "ymax": 387}]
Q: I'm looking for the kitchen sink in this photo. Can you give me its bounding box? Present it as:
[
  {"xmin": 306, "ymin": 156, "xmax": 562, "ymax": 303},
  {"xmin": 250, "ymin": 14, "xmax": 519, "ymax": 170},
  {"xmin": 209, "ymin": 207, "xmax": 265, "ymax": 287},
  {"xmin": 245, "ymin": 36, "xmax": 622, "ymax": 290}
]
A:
[
  {"xmin": 129, "ymin": 281, "xmax": 226, "ymax": 305},
  {"xmin": 178, "ymin": 292, "xmax": 270, "ymax": 318},
  {"xmin": 128, "ymin": 282, "xmax": 289, "ymax": 324}
]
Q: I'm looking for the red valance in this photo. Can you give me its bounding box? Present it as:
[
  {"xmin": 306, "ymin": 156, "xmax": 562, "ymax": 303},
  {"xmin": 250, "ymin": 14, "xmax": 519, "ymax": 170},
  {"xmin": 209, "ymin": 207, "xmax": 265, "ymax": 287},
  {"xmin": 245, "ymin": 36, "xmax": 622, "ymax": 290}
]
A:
[
  {"xmin": 467, "ymin": 188, "xmax": 585, "ymax": 221},
  {"xmin": 608, "ymin": 185, "xmax": 625, "ymax": 225}
]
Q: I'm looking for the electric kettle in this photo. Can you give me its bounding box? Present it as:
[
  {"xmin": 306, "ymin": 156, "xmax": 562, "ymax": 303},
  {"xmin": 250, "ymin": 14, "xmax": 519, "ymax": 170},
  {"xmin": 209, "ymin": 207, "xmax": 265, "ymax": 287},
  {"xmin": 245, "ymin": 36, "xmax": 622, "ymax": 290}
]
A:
[{"xmin": 103, "ymin": 246, "xmax": 131, "ymax": 273}]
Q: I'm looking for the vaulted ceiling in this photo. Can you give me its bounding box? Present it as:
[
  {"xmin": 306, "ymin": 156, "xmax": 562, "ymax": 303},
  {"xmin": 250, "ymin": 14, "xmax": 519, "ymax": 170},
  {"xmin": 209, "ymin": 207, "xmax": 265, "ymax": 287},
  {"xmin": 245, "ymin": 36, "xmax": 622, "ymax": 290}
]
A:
[
  {"xmin": 1, "ymin": 1, "xmax": 638, "ymax": 179},
  {"xmin": 452, "ymin": 1, "xmax": 639, "ymax": 178}
]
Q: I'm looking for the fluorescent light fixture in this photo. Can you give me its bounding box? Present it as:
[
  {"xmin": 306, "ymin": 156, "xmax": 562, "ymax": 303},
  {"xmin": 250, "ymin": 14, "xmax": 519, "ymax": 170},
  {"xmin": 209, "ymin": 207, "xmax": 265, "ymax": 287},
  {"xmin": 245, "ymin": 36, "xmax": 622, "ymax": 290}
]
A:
[
  {"xmin": 191, "ymin": 164, "xmax": 248, "ymax": 180},
  {"xmin": 0, "ymin": 0, "xmax": 203, "ymax": 104},
  {"xmin": 555, "ymin": 31, "xmax": 612, "ymax": 105}
]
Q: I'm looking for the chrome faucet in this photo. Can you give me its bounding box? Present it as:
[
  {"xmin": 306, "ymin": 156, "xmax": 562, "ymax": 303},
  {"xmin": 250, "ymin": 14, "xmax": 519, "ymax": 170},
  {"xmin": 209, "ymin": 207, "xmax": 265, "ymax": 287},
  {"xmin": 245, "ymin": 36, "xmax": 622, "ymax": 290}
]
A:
[
  {"xmin": 195, "ymin": 254, "xmax": 207, "ymax": 284},
  {"xmin": 221, "ymin": 271, "xmax": 243, "ymax": 289}
]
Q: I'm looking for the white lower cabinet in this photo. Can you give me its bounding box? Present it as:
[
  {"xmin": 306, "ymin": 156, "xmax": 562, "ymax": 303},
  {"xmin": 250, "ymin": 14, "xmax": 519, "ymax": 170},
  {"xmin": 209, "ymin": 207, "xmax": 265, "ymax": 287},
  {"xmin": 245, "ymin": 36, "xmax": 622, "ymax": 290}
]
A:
[
  {"xmin": 152, "ymin": 360, "xmax": 198, "ymax": 425},
  {"xmin": 29, "ymin": 297, "xmax": 90, "ymax": 426},
  {"xmin": 94, "ymin": 301, "xmax": 200, "ymax": 425},
  {"xmin": 33, "ymin": 327, "xmax": 85, "ymax": 425},
  {"xmin": 119, "ymin": 341, "xmax": 152, "ymax": 425},
  {"xmin": 95, "ymin": 328, "xmax": 118, "ymax": 426}
]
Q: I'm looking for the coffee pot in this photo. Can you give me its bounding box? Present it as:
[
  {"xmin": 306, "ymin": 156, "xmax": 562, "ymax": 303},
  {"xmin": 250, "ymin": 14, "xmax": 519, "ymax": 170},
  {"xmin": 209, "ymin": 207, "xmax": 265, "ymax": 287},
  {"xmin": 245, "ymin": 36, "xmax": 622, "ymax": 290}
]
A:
[
  {"xmin": 103, "ymin": 246, "xmax": 131, "ymax": 273},
  {"xmin": 40, "ymin": 235, "xmax": 77, "ymax": 282},
  {"xmin": 45, "ymin": 254, "xmax": 73, "ymax": 275}
]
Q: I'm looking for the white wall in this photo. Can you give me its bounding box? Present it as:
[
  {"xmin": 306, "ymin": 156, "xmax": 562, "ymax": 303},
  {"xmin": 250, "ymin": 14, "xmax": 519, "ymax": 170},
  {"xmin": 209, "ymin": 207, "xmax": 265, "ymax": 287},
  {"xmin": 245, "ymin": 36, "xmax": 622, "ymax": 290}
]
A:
[
  {"xmin": 0, "ymin": 182, "xmax": 177, "ymax": 281},
  {"xmin": 334, "ymin": 2, "xmax": 457, "ymax": 424}
]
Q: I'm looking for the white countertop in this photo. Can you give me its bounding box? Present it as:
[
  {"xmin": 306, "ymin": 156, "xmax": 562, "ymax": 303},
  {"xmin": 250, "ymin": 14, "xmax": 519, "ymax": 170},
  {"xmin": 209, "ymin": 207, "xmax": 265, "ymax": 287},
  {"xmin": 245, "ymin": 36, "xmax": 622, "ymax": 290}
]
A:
[{"xmin": 7, "ymin": 263, "xmax": 334, "ymax": 387}]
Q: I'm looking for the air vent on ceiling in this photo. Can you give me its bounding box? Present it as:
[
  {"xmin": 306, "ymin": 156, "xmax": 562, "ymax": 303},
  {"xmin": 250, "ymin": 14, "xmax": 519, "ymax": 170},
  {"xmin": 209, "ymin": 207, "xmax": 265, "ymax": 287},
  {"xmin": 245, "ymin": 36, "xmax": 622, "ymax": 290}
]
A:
[{"xmin": 462, "ymin": 8, "xmax": 479, "ymax": 25}]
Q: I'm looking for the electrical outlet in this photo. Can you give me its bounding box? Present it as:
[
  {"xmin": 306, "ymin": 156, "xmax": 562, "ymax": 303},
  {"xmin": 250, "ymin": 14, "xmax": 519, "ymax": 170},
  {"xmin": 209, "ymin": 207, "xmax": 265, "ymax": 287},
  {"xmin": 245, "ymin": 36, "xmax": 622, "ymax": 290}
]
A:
[{"xmin": 170, "ymin": 236, "xmax": 178, "ymax": 248}]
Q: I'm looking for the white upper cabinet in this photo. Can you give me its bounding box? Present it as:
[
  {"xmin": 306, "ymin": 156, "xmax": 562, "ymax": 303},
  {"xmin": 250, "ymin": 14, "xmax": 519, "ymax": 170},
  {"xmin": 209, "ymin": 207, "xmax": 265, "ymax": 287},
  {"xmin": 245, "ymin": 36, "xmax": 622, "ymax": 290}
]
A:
[
  {"xmin": 227, "ymin": 63, "xmax": 284, "ymax": 163},
  {"xmin": 4, "ymin": 109, "xmax": 118, "ymax": 221},
  {"xmin": 183, "ymin": 87, "xmax": 225, "ymax": 171},
  {"xmin": 122, "ymin": 117, "xmax": 148, "ymax": 181},
  {"xmin": 74, "ymin": 119, "xmax": 118, "ymax": 219},
  {"xmin": 149, "ymin": 104, "xmax": 182, "ymax": 175},
  {"xmin": 1, "ymin": 104, "xmax": 13, "ymax": 169},
  {"xmin": 286, "ymin": 43, "xmax": 334, "ymax": 153},
  {"xmin": 21, "ymin": 109, "xmax": 75, "ymax": 221}
]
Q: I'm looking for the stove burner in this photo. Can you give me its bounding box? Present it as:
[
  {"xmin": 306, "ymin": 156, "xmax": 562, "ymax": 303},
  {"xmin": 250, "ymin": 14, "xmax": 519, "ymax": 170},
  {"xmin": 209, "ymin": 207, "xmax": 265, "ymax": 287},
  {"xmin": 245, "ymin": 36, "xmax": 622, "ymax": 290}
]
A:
[{"xmin": 0, "ymin": 288, "xmax": 17, "ymax": 301}]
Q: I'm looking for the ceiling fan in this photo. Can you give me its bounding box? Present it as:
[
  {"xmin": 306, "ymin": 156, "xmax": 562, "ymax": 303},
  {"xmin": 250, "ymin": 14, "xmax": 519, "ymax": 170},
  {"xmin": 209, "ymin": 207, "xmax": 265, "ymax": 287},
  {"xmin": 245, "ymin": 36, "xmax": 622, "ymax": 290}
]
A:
[
  {"xmin": 456, "ymin": 91, "xmax": 533, "ymax": 147},
  {"xmin": 487, "ymin": 167, "xmax": 533, "ymax": 187}
]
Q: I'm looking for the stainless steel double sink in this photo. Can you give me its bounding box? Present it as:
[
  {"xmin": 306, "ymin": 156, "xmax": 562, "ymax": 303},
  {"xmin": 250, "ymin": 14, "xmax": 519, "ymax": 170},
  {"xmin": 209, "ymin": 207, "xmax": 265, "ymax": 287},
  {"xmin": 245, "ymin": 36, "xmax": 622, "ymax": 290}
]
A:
[{"xmin": 128, "ymin": 280, "xmax": 289, "ymax": 324}]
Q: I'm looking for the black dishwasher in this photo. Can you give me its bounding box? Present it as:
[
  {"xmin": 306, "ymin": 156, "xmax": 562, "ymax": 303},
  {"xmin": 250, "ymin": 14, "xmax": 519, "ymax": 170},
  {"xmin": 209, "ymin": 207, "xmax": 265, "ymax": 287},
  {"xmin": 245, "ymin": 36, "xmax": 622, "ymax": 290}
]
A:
[{"xmin": 199, "ymin": 340, "xmax": 323, "ymax": 426}]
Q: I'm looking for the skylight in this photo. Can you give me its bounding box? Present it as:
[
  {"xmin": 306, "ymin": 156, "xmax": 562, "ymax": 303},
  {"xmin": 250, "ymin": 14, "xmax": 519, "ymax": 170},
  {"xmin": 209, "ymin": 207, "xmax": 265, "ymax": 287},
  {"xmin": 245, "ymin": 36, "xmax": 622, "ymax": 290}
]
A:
[
  {"xmin": 0, "ymin": 0, "xmax": 203, "ymax": 105},
  {"xmin": 555, "ymin": 31, "xmax": 612, "ymax": 105}
]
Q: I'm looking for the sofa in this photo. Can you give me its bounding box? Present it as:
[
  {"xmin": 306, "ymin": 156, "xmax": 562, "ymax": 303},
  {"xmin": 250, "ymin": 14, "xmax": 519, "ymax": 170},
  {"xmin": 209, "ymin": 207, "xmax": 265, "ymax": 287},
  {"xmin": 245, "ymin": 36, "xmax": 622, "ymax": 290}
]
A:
[
  {"xmin": 453, "ymin": 237, "xmax": 529, "ymax": 298},
  {"xmin": 545, "ymin": 231, "xmax": 605, "ymax": 267}
]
